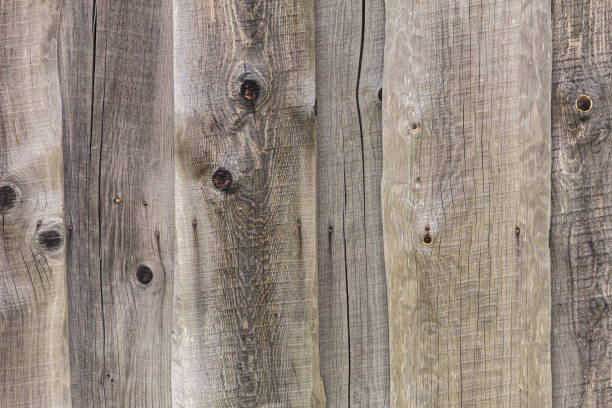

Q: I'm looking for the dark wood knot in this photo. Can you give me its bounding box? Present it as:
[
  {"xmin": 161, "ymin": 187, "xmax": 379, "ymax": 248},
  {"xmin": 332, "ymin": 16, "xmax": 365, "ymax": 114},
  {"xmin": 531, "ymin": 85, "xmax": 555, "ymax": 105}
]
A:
[
  {"xmin": 136, "ymin": 265, "xmax": 153, "ymax": 285},
  {"xmin": 0, "ymin": 185, "xmax": 17, "ymax": 211},
  {"xmin": 576, "ymin": 94, "xmax": 593, "ymax": 113},
  {"xmin": 212, "ymin": 168, "xmax": 232, "ymax": 191},
  {"xmin": 240, "ymin": 79, "xmax": 260, "ymax": 103},
  {"xmin": 38, "ymin": 229, "xmax": 63, "ymax": 250}
]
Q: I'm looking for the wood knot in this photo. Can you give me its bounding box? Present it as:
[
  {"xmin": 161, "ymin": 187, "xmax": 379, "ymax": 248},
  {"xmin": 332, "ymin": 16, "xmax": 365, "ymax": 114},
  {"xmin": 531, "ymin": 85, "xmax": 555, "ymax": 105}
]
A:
[
  {"xmin": 240, "ymin": 79, "xmax": 260, "ymax": 103},
  {"xmin": 212, "ymin": 168, "xmax": 232, "ymax": 191},
  {"xmin": 38, "ymin": 229, "xmax": 63, "ymax": 250},
  {"xmin": 136, "ymin": 265, "xmax": 153, "ymax": 285},
  {"xmin": 0, "ymin": 185, "xmax": 17, "ymax": 211},
  {"xmin": 422, "ymin": 234, "xmax": 433, "ymax": 246},
  {"xmin": 575, "ymin": 94, "xmax": 593, "ymax": 113}
]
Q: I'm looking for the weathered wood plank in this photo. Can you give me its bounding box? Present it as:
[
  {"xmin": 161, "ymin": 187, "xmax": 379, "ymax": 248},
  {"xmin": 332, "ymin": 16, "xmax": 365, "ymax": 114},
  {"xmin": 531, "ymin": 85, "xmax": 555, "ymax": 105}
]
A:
[
  {"xmin": 382, "ymin": 1, "xmax": 552, "ymax": 406},
  {"xmin": 0, "ymin": 1, "xmax": 71, "ymax": 406},
  {"xmin": 172, "ymin": 0, "xmax": 324, "ymax": 407},
  {"xmin": 315, "ymin": 0, "xmax": 389, "ymax": 405},
  {"xmin": 551, "ymin": 1, "xmax": 612, "ymax": 406},
  {"xmin": 59, "ymin": 0, "xmax": 174, "ymax": 406}
]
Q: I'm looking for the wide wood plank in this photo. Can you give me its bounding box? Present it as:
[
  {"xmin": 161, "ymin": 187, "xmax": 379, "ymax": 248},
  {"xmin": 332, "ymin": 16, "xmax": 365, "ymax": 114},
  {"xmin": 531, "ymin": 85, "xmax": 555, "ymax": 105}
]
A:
[
  {"xmin": 551, "ymin": 1, "xmax": 612, "ymax": 406},
  {"xmin": 382, "ymin": 1, "xmax": 552, "ymax": 406},
  {"xmin": 59, "ymin": 0, "xmax": 174, "ymax": 406},
  {"xmin": 172, "ymin": 0, "xmax": 324, "ymax": 406},
  {"xmin": 0, "ymin": 1, "xmax": 71, "ymax": 406},
  {"xmin": 315, "ymin": 0, "xmax": 389, "ymax": 406}
]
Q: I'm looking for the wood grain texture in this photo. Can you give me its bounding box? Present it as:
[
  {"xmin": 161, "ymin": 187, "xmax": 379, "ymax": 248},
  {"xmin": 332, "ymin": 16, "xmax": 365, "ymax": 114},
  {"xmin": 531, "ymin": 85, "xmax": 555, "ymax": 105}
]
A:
[
  {"xmin": 0, "ymin": 1, "xmax": 71, "ymax": 406},
  {"xmin": 551, "ymin": 1, "xmax": 612, "ymax": 407},
  {"xmin": 172, "ymin": 0, "xmax": 324, "ymax": 407},
  {"xmin": 315, "ymin": 0, "xmax": 389, "ymax": 406},
  {"xmin": 381, "ymin": 0, "xmax": 552, "ymax": 406},
  {"xmin": 59, "ymin": 0, "xmax": 174, "ymax": 406}
]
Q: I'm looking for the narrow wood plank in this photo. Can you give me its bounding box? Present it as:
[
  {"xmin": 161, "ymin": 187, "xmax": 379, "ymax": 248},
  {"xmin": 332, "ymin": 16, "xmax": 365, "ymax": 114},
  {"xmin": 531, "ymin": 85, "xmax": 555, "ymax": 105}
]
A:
[
  {"xmin": 382, "ymin": 1, "xmax": 552, "ymax": 406},
  {"xmin": 551, "ymin": 1, "xmax": 612, "ymax": 406},
  {"xmin": 59, "ymin": 0, "xmax": 174, "ymax": 406},
  {"xmin": 315, "ymin": 0, "xmax": 389, "ymax": 405},
  {"xmin": 0, "ymin": 1, "xmax": 71, "ymax": 406},
  {"xmin": 172, "ymin": 0, "xmax": 324, "ymax": 406}
]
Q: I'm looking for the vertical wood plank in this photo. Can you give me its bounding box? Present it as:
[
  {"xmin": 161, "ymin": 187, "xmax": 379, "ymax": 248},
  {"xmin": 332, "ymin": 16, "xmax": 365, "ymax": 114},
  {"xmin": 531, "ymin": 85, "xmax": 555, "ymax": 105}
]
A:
[
  {"xmin": 172, "ymin": 0, "xmax": 324, "ymax": 407},
  {"xmin": 551, "ymin": 1, "xmax": 612, "ymax": 406},
  {"xmin": 59, "ymin": 0, "xmax": 174, "ymax": 406},
  {"xmin": 0, "ymin": 1, "xmax": 71, "ymax": 406},
  {"xmin": 382, "ymin": 0, "xmax": 552, "ymax": 406},
  {"xmin": 315, "ymin": 0, "xmax": 389, "ymax": 406}
]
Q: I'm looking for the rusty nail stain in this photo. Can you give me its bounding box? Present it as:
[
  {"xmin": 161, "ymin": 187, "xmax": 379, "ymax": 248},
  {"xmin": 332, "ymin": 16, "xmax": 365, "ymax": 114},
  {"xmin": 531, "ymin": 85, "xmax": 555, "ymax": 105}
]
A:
[
  {"xmin": 154, "ymin": 230, "xmax": 160, "ymax": 238},
  {"xmin": 328, "ymin": 226, "xmax": 333, "ymax": 233},
  {"xmin": 515, "ymin": 227, "xmax": 521, "ymax": 235},
  {"xmin": 575, "ymin": 94, "xmax": 593, "ymax": 113},
  {"xmin": 192, "ymin": 219, "xmax": 198, "ymax": 227},
  {"xmin": 297, "ymin": 221, "xmax": 302, "ymax": 228},
  {"xmin": 425, "ymin": 224, "xmax": 430, "ymax": 232}
]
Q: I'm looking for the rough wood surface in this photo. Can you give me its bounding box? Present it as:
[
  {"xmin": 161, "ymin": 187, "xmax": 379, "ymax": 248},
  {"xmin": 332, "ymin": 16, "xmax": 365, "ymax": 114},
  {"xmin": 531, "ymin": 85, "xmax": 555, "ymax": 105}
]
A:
[
  {"xmin": 0, "ymin": 1, "xmax": 71, "ymax": 406},
  {"xmin": 551, "ymin": 1, "xmax": 612, "ymax": 407},
  {"xmin": 59, "ymin": 0, "xmax": 174, "ymax": 406},
  {"xmin": 382, "ymin": 1, "xmax": 552, "ymax": 406},
  {"xmin": 172, "ymin": 0, "xmax": 324, "ymax": 406},
  {"xmin": 315, "ymin": 0, "xmax": 389, "ymax": 406}
]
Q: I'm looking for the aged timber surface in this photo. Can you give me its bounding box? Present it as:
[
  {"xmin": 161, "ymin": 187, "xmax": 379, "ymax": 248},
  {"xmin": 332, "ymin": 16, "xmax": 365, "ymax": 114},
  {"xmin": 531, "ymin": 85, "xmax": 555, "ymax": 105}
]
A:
[
  {"xmin": 551, "ymin": 1, "xmax": 612, "ymax": 407},
  {"xmin": 0, "ymin": 1, "xmax": 71, "ymax": 406},
  {"xmin": 382, "ymin": 1, "xmax": 552, "ymax": 407},
  {"xmin": 59, "ymin": 0, "xmax": 174, "ymax": 407},
  {"xmin": 315, "ymin": 0, "xmax": 389, "ymax": 406},
  {"xmin": 172, "ymin": 0, "xmax": 324, "ymax": 407}
]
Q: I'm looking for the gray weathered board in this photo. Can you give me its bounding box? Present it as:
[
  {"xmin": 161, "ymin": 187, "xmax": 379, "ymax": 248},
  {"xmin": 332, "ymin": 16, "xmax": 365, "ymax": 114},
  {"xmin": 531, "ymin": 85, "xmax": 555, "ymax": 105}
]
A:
[
  {"xmin": 551, "ymin": 0, "xmax": 612, "ymax": 407},
  {"xmin": 172, "ymin": 0, "xmax": 324, "ymax": 406},
  {"xmin": 0, "ymin": 1, "xmax": 71, "ymax": 406},
  {"xmin": 315, "ymin": 0, "xmax": 389, "ymax": 406},
  {"xmin": 382, "ymin": 0, "xmax": 552, "ymax": 406},
  {"xmin": 60, "ymin": 0, "xmax": 174, "ymax": 406}
]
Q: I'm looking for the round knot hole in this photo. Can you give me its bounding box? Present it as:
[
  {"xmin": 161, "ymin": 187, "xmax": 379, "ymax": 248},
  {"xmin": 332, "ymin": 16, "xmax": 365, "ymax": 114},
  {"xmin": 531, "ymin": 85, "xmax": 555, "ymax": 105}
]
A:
[
  {"xmin": 240, "ymin": 80, "xmax": 260, "ymax": 102},
  {"xmin": 136, "ymin": 265, "xmax": 153, "ymax": 285},
  {"xmin": 576, "ymin": 94, "xmax": 593, "ymax": 113},
  {"xmin": 0, "ymin": 185, "xmax": 17, "ymax": 211},
  {"xmin": 422, "ymin": 234, "xmax": 433, "ymax": 246},
  {"xmin": 212, "ymin": 168, "xmax": 232, "ymax": 191},
  {"xmin": 38, "ymin": 229, "xmax": 63, "ymax": 250},
  {"xmin": 410, "ymin": 123, "xmax": 420, "ymax": 132}
]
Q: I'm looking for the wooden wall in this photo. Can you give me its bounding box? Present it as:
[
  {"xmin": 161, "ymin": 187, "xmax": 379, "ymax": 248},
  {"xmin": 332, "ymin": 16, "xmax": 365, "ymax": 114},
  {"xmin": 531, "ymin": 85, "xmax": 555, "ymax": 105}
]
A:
[{"xmin": 0, "ymin": 0, "xmax": 610, "ymax": 407}]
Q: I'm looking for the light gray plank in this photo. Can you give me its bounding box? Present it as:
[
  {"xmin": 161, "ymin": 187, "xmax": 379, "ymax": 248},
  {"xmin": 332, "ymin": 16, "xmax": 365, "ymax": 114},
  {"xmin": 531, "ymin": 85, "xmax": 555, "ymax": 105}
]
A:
[
  {"xmin": 0, "ymin": 1, "xmax": 71, "ymax": 406},
  {"xmin": 59, "ymin": 0, "xmax": 174, "ymax": 406},
  {"xmin": 551, "ymin": 1, "xmax": 612, "ymax": 406},
  {"xmin": 172, "ymin": 0, "xmax": 324, "ymax": 406},
  {"xmin": 315, "ymin": 0, "xmax": 389, "ymax": 405},
  {"xmin": 381, "ymin": 0, "xmax": 552, "ymax": 406}
]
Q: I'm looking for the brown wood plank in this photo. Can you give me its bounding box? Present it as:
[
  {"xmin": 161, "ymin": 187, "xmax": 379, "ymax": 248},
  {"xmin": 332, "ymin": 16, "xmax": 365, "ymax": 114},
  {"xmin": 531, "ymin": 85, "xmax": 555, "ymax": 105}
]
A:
[
  {"xmin": 0, "ymin": 1, "xmax": 71, "ymax": 406},
  {"xmin": 314, "ymin": 0, "xmax": 389, "ymax": 405},
  {"xmin": 381, "ymin": 0, "xmax": 552, "ymax": 406},
  {"xmin": 172, "ymin": 0, "xmax": 324, "ymax": 406},
  {"xmin": 551, "ymin": 1, "xmax": 612, "ymax": 406},
  {"xmin": 59, "ymin": 0, "xmax": 174, "ymax": 406}
]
